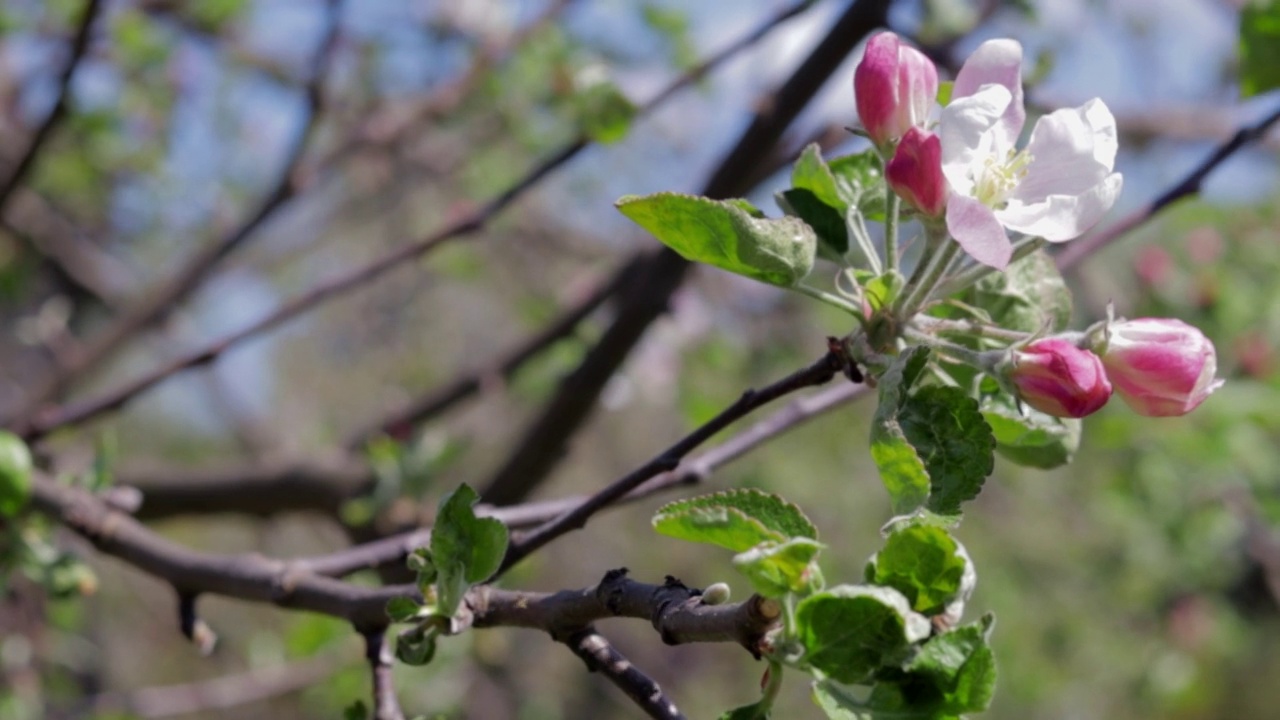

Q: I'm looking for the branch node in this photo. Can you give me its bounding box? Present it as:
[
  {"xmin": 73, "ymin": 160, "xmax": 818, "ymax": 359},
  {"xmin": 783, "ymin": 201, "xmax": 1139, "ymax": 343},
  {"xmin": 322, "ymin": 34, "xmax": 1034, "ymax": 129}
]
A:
[{"xmin": 177, "ymin": 592, "xmax": 218, "ymax": 656}]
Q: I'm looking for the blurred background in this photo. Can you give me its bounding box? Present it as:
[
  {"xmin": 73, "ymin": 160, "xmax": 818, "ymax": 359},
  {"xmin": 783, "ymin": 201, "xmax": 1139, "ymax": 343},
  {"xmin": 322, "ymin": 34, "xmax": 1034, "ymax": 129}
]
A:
[{"xmin": 0, "ymin": 0, "xmax": 1278, "ymax": 718}]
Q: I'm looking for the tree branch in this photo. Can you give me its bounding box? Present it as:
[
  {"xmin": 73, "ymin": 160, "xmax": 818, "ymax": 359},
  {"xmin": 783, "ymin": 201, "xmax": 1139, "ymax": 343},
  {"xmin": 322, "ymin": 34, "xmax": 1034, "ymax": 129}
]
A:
[
  {"xmin": 480, "ymin": 0, "xmax": 893, "ymax": 506},
  {"xmin": 8, "ymin": 0, "xmax": 343, "ymax": 426},
  {"xmin": 13, "ymin": 0, "xmax": 815, "ymax": 441},
  {"xmin": 1055, "ymin": 101, "xmax": 1280, "ymax": 272},
  {"xmin": 497, "ymin": 349, "xmax": 847, "ymax": 574},
  {"xmin": 0, "ymin": 0, "xmax": 104, "ymax": 213}
]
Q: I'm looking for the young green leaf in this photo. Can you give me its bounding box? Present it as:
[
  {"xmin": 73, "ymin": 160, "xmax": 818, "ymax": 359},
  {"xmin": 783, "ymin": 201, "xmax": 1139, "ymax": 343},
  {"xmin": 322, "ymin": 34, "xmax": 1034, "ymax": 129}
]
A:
[
  {"xmin": 343, "ymin": 699, "xmax": 370, "ymax": 720},
  {"xmin": 902, "ymin": 615, "xmax": 998, "ymax": 714},
  {"xmin": 962, "ymin": 249, "xmax": 1071, "ymax": 334},
  {"xmin": 617, "ymin": 192, "xmax": 817, "ymax": 287},
  {"xmin": 0, "ymin": 431, "xmax": 33, "ymax": 518},
  {"xmin": 652, "ymin": 488, "xmax": 818, "ymax": 552},
  {"xmin": 717, "ymin": 700, "xmax": 771, "ymax": 720},
  {"xmin": 386, "ymin": 596, "xmax": 422, "ymax": 623},
  {"xmin": 395, "ymin": 630, "xmax": 438, "ymax": 666},
  {"xmin": 898, "ymin": 386, "xmax": 995, "ymax": 517},
  {"xmin": 777, "ymin": 188, "xmax": 848, "ymax": 256},
  {"xmin": 870, "ymin": 347, "xmax": 933, "ymax": 515},
  {"xmin": 865, "ymin": 526, "xmax": 971, "ymax": 617},
  {"xmin": 732, "ymin": 537, "xmax": 824, "ymax": 597},
  {"xmin": 827, "ymin": 150, "xmax": 887, "ymax": 222},
  {"xmin": 796, "ymin": 585, "xmax": 931, "ymax": 684},
  {"xmin": 574, "ymin": 78, "xmax": 637, "ymax": 144},
  {"xmin": 431, "ymin": 484, "xmax": 509, "ymax": 617},
  {"xmin": 982, "ymin": 394, "xmax": 1081, "ymax": 469}
]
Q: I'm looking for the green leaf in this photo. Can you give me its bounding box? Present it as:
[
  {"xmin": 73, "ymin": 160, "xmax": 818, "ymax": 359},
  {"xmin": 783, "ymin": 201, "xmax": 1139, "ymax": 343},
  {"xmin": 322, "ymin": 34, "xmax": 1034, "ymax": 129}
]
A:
[
  {"xmin": 864, "ymin": 271, "xmax": 906, "ymax": 312},
  {"xmin": 0, "ymin": 431, "xmax": 33, "ymax": 517},
  {"xmin": 718, "ymin": 701, "xmax": 771, "ymax": 720},
  {"xmin": 733, "ymin": 537, "xmax": 824, "ymax": 597},
  {"xmin": 828, "ymin": 150, "xmax": 887, "ymax": 222},
  {"xmin": 574, "ymin": 77, "xmax": 636, "ymax": 144},
  {"xmin": 386, "ymin": 596, "xmax": 422, "ymax": 623},
  {"xmin": 617, "ymin": 192, "xmax": 817, "ymax": 287},
  {"xmin": 652, "ymin": 489, "xmax": 818, "ymax": 552},
  {"xmin": 903, "ymin": 615, "xmax": 998, "ymax": 714},
  {"xmin": 796, "ymin": 585, "xmax": 931, "ymax": 684},
  {"xmin": 981, "ymin": 394, "xmax": 1081, "ymax": 469},
  {"xmin": 1241, "ymin": 1, "xmax": 1280, "ymax": 97},
  {"xmin": 898, "ymin": 386, "xmax": 995, "ymax": 518},
  {"xmin": 778, "ymin": 188, "xmax": 848, "ymax": 256},
  {"xmin": 431, "ymin": 484, "xmax": 509, "ymax": 617},
  {"xmin": 963, "ymin": 250, "xmax": 1071, "ymax": 334},
  {"xmin": 869, "ymin": 348, "xmax": 933, "ymax": 515},
  {"xmin": 344, "ymin": 699, "xmax": 370, "ymax": 720},
  {"xmin": 865, "ymin": 527, "xmax": 970, "ymax": 616},
  {"xmin": 395, "ymin": 629, "xmax": 438, "ymax": 666}
]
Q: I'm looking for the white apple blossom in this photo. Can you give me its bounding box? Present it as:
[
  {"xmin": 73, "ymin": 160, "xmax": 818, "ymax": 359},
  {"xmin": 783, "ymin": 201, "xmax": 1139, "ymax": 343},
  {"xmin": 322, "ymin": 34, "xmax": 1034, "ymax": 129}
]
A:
[{"xmin": 939, "ymin": 40, "xmax": 1124, "ymax": 268}]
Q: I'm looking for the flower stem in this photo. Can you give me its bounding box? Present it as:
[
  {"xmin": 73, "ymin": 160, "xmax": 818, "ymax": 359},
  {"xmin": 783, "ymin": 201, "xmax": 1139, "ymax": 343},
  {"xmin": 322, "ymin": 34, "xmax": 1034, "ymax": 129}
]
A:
[
  {"xmin": 912, "ymin": 316, "xmax": 1033, "ymax": 343},
  {"xmin": 793, "ymin": 283, "xmax": 866, "ymax": 320},
  {"xmin": 895, "ymin": 228, "xmax": 960, "ymax": 318},
  {"xmin": 902, "ymin": 326, "xmax": 988, "ymax": 367},
  {"xmin": 884, "ymin": 192, "xmax": 901, "ymax": 274},
  {"xmin": 937, "ymin": 236, "xmax": 1047, "ymax": 297},
  {"xmin": 755, "ymin": 660, "xmax": 785, "ymax": 717}
]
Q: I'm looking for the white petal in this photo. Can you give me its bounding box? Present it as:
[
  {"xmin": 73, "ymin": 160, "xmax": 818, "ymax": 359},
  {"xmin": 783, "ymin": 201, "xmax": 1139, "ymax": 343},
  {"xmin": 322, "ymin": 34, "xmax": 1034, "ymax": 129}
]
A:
[
  {"xmin": 939, "ymin": 84, "xmax": 1012, "ymax": 196},
  {"xmin": 998, "ymin": 172, "xmax": 1123, "ymax": 241},
  {"xmin": 954, "ymin": 39, "xmax": 1025, "ymax": 142},
  {"xmin": 1014, "ymin": 99, "xmax": 1119, "ymax": 201},
  {"xmin": 947, "ymin": 193, "xmax": 1013, "ymax": 268}
]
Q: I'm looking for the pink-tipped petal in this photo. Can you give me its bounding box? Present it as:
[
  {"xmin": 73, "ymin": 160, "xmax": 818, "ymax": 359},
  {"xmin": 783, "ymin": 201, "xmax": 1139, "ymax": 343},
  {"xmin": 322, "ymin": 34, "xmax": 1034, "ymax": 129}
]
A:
[{"xmin": 946, "ymin": 194, "xmax": 1012, "ymax": 268}]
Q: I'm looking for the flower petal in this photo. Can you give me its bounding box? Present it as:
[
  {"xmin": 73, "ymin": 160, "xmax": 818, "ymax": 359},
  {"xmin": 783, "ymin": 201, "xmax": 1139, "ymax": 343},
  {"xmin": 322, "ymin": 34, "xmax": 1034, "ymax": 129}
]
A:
[
  {"xmin": 946, "ymin": 193, "xmax": 1012, "ymax": 268},
  {"xmin": 939, "ymin": 84, "xmax": 1012, "ymax": 196},
  {"xmin": 1015, "ymin": 99, "xmax": 1119, "ymax": 200},
  {"xmin": 953, "ymin": 39, "xmax": 1025, "ymax": 143},
  {"xmin": 998, "ymin": 172, "xmax": 1122, "ymax": 241}
]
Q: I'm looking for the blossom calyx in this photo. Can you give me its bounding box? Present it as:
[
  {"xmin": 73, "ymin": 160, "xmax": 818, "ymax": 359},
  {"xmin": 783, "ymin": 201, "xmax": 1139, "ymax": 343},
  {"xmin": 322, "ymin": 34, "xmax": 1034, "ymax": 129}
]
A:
[
  {"xmin": 854, "ymin": 32, "xmax": 938, "ymax": 147},
  {"xmin": 1092, "ymin": 318, "xmax": 1224, "ymax": 417},
  {"xmin": 1006, "ymin": 338, "xmax": 1112, "ymax": 418},
  {"xmin": 886, "ymin": 128, "xmax": 947, "ymax": 217}
]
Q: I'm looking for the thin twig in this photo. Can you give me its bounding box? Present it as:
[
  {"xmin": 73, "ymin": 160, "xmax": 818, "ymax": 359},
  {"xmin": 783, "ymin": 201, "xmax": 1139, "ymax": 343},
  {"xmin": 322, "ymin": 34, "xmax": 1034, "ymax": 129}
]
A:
[
  {"xmin": 564, "ymin": 628, "xmax": 685, "ymax": 720},
  {"xmin": 1055, "ymin": 102, "xmax": 1280, "ymax": 272},
  {"xmin": 479, "ymin": 0, "xmax": 893, "ymax": 506},
  {"xmin": 9, "ymin": 0, "xmax": 344, "ymax": 426},
  {"xmin": 0, "ymin": 0, "xmax": 104, "ymax": 212},
  {"xmin": 341, "ymin": 262, "xmax": 628, "ymax": 450},
  {"xmin": 89, "ymin": 651, "xmax": 348, "ymax": 718},
  {"xmin": 497, "ymin": 349, "xmax": 846, "ymax": 575},
  {"xmin": 363, "ymin": 629, "xmax": 404, "ymax": 720},
  {"xmin": 14, "ymin": 0, "xmax": 816, "ymax": 441}
]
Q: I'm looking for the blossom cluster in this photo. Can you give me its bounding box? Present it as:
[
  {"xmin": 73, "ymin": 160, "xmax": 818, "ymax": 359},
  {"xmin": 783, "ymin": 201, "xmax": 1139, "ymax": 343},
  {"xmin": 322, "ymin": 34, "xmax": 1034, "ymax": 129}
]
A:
[
  {"xmin": 854, "ymin": 33, "xmax": 1123, "ymax": 269},
  {"xmin": 853, "ymin": 33, "xmax": 1224, "ymax": 419}
]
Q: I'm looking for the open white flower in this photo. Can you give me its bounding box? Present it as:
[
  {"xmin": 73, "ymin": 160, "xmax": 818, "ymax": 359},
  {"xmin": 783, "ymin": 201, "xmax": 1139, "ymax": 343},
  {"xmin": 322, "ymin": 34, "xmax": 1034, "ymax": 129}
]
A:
[{"xmin": 939, "ymin": 40, "xmax": 1123, "ymax": 268}]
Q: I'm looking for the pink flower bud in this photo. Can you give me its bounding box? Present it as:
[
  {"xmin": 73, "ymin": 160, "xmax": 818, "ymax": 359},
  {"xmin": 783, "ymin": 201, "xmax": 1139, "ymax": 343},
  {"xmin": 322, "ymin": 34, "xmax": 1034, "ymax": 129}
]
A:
[
  {"xmin": 1095, "ymin": 318, "xmax": 1224, "ymax": 417},
  {"xmin": 854, "ymin": 32, "xmax": 939, "ymax": 146},
  {"xmin": 1008, "ymin": 339, "xmax": 1112, "ymax": 418},
  {"xmin": 886, "ymin": 127, "xmax": 947, "ymax": 216}
]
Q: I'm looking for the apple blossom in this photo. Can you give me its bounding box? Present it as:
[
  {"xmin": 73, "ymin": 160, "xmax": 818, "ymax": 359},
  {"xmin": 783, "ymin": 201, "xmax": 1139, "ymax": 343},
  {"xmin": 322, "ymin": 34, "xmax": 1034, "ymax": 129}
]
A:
[
  {"xmin": 938, "ymin": 39, "xmax": 1124, "ymax": 269},
  {"xmin": 886, "ymin": 127, "xmax": 947, "ymax": 217},
  {"xmin": 854, "ymin": 32, "xmax": 939, "ymax": 147},
  {"xmin": 1007, "ymin": 338, "xmax": 1112, "ymax": 418},
  {"xmin": 1093, "ymin": 318, "xmax": 1224, "ymax": 417}
]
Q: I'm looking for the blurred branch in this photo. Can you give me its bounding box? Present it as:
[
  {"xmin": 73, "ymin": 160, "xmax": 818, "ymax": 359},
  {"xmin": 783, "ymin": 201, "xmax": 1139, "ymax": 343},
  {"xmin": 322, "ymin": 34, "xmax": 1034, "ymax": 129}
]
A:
[
  {"xmin": 562, "ymin": 627, "xmax": 684, "ymax": 720},
  {"xmin": 363, "ymin": 630, "xmax": 404, "ymax": 720},
  {"xmin": 497, "ymin": 349, "xmax": 848, "ymax": 575},
  {"xmin": 89, "ymin": 651, "xmax": 349, "ymax": 718},
  {"xmin": 14, "ymin": 0, "xmax": 817, "ymax": 441},
  {"xmin": 341, "ymin": 263, "xmax": 627, "ymax": 450},
  {"xmin": 480, "ymin": 0, "xmax": 893, "ymax": 506},
  {"xmin": 0, "ymin": 0, "xmax": 104, "ymax": 213},
  {"xmin": 8, "ymin": 0, "xmax": 343, "ymax": 427},
  {"xmin": 1056, "ymin": 101, "xmax": 1280, "ymax": 272},
  {"xmin": 177, "ymin": 593, "xmax": 217, "ymax": 656}
]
